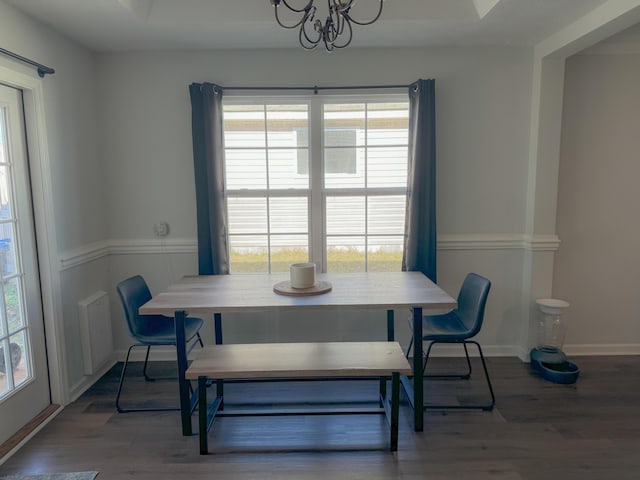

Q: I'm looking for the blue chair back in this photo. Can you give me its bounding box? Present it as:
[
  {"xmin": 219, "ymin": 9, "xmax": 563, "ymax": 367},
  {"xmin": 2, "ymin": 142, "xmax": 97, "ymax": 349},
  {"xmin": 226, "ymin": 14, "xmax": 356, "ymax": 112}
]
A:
[
  {"xmin": 455, "ymin": 273, "xmax": 491, "ymax": 337},
  {"xmin": 116, "ymin": 275, "xmax": 168, "ymax": 340}
]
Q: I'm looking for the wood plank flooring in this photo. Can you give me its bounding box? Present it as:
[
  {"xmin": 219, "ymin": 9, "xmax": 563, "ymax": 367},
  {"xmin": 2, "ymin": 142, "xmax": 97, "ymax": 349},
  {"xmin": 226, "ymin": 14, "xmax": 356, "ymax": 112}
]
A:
[{"xmin": 1, "ymin": 355, "xmax": 639, "ymax": 479}]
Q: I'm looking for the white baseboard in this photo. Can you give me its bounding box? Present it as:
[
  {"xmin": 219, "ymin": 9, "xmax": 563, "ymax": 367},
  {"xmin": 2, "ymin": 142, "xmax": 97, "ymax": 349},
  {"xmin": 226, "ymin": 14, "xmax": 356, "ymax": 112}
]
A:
[
  {"xmin": 510, "ymin": 344, "xmax": 640, "ymax": 362},
  {"xmin": 562, "ymin": 343, "xmax": 640, "ymax": 356}
]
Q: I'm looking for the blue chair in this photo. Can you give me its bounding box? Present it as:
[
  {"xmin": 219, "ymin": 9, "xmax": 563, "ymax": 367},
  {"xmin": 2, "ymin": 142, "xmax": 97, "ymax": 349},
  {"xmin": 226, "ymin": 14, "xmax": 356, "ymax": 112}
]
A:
[
  {"xmin": 406, "ymin": 272, "xmax": 495, "ymax": 411},
  {"xmin": 115, "ymin": 275, "xmax": 204, "ymax": 413}
]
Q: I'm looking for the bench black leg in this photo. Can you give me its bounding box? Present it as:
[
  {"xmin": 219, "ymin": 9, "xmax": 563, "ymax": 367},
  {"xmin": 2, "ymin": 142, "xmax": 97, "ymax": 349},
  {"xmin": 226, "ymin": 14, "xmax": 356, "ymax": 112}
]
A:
[
  {"xmin": 390, "ymin": 372, "xmax": 400, "ymax": 452},
  {"xmin": 198, "ymin": 376, "xmax": 208, "ymax": 454},
  {"xmin": 195, "ymin": 373, "xmax": 400, "ymax": 454}
]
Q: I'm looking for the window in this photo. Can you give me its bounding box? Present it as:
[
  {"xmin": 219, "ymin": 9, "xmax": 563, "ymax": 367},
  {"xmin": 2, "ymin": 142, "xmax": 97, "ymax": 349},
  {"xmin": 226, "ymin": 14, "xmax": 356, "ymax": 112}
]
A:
[{"xmin": 223, "ymin": 96, "xmax": 409, "ymax": 273}]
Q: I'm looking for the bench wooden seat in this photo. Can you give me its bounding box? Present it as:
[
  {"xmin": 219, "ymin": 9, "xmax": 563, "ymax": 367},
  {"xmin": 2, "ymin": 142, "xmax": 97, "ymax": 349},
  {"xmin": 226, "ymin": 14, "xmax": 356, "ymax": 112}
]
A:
[{"xmin": 186, "ymin": 341, "xmax": 412, "ymax": 453}]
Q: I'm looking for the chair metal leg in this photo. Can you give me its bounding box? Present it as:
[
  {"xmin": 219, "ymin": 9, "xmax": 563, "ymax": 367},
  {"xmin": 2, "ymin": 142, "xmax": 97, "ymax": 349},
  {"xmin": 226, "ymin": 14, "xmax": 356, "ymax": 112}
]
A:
[
  {"xmin": 462, "ymin": 342, "xmax": 473, "ymax": 379},
  {"xmin": 116, "ymin": 343, "xmax": 181, "ymax": 413},
  {"xmin": 408, "ymin": 337, "xmax": 472, "ymax": 379},
  {"xmin": 405, "ymin": 336, "xmax": 413, "ymax": 360},
  {"xmin": 420, "ymin": 341, "xmax": 472, "ymax": 379},
  {"xmin": 422, "ymin": 340, "xmax": 495, "ymax": 411},
  {"xmin": 116, "ymin": 331, "xmax": 204, "ymax": 414},
  {"xmin": 116, "ymin": 344, "xmax": 135, "ymax": 413},
  {"xmin": 469, "ymin": 340, "xmax": 495, "ymax": 411},
  {"xmin": 140, "ymin": 333, "xmax": 204, "ymax": 383},
  {"xmin": 142, "ymin": 346, "xmax": 153, "ymax": 381}
]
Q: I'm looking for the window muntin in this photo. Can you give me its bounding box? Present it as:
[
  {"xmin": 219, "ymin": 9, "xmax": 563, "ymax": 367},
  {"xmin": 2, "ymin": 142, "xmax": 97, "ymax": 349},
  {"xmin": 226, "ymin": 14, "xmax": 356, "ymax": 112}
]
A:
[{"xmin": 222, "ymin": 96, "xmax": 408, "ymax": 274}]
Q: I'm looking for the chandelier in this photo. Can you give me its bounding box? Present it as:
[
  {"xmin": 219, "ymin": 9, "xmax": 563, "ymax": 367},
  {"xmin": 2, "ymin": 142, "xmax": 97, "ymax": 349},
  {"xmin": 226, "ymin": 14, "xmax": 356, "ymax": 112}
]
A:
[{"xmin": 270, "ymin": 0, "xmax": 384, "ymax": 52}]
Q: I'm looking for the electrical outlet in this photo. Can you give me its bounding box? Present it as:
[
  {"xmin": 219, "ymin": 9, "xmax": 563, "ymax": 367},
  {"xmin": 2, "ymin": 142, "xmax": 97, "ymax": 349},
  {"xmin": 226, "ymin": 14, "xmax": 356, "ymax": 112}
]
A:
[{"xmin": 153, "ymin": 222, "xmax": 169, "ymax": 237}]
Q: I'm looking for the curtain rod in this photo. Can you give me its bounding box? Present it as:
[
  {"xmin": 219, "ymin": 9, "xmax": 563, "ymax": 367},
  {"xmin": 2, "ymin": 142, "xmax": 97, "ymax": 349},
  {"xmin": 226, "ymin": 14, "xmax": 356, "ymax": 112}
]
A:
[
  {"xmin": 0, "ymin": 47, "xmax": 55, "ymax": 77},
  {"xmin": 215, "ymin": 83, "xmax": 412, "ymax": 94}
]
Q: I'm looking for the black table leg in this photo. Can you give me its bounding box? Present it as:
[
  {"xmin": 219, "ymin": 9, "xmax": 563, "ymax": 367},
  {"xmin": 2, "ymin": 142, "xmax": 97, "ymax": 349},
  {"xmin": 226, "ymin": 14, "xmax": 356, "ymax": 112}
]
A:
[
  {"xmin": 412, "ymin": 306, "xmax": 423, "ymax": 431},
  {"xmin": 214, "ymin": 313, "xmax": 224, "ymax": 409},
  {"xmin": 174, "ymin": 310, "xmax": 192, "ymax": 436}
]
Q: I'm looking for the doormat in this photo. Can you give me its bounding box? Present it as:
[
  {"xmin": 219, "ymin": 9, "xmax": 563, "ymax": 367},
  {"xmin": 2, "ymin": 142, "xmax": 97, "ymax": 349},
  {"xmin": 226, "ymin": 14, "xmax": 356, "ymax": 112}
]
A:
[{"xmin": 0, "ymin": 472, "xmax": 98, "ymax": 480}]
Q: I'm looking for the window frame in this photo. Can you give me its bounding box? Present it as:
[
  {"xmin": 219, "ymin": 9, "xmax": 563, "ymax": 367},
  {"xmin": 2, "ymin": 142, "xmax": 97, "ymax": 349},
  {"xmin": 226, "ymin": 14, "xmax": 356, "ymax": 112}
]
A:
[{"xmin": 222, "ymin": 93, "xmax": 409, "ymax": 274}]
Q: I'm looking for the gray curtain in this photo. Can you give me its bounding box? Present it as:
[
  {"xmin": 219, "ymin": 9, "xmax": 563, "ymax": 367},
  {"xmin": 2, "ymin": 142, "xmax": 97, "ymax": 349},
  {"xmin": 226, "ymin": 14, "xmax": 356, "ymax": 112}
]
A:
[
  {"xmin": 189, "ymin": 82, "xmax": 229, "ymax": 275},
  {"xmin": 402, "ymin": 79, "xmax": 437, "ymax": 282}
]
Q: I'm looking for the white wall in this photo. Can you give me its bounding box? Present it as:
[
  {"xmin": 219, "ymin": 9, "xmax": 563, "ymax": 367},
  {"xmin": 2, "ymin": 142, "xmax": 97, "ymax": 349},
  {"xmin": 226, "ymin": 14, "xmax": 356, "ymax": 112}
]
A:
[
  {"xmin": 554, "ymin": 52, "xmax": 640, "ymax": 353},
  {"xmin": 98, "ymin": 48, "xmax": 532, "ymax": 239},
  {"xmin": 96, "ymin": 47, "xmax": 533, "ymax": 356},
  {"xmin": 0, "ymin": 0, "xmax": 109, "ymax": 394}
]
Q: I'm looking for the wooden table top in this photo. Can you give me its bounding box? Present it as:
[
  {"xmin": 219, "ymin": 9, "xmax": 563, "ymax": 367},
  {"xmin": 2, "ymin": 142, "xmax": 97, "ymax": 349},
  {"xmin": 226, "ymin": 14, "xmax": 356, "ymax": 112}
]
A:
[
  {"xmin": 140, "ymin": 272, "xmax": 456, "ymax": 316},
  {"xmin": 185, "ymin": 342, "xmax": 413, "ymax": 379}
]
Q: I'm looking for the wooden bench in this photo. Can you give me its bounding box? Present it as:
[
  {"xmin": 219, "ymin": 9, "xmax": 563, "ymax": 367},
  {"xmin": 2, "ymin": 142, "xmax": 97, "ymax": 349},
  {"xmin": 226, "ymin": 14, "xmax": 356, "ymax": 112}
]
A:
[{"xmin": 185, "ymin": 341, "xmax": 412, "ymax": 454}]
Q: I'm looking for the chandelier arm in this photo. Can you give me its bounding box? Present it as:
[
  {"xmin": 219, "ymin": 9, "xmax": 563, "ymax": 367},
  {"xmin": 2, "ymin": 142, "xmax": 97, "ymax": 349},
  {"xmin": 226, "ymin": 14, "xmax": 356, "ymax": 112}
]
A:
[
  {"xmin": 280, "ymin": 0, "xmax": 314, "ymax": 13},
  {"xmin": 323, "ymin": 37, "xmax": 335, "ymax": 52},
  {"xmin": 299, "ymin": 17, "xmax": 323, "ymax": 46},
  {"xmin": 299, "ymin": 25, "xmax": 320, "ymax": 49},
  {"xmin": 334, "ymin": 9, "xmax": 346, "ymax": 37},
  {"xmin": 274, "ymin": 6, "xmax": 307, "ymax": 28},
  {"xmin": 343, "ymin": 0, "xmax": 384, "ymax": 26},
  {"xmin": 331, "ymin": 0, "xmax": 354, "ymax": 14},
  {"xmin": 329, "ymin": 18, "xmax": 353, "ymax": 49}
]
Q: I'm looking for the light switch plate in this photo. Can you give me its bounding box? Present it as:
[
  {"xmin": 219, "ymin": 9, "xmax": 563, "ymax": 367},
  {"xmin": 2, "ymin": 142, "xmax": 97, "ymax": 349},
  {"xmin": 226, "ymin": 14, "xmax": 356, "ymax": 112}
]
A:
[{"xmin": 153, "ymin": 222, "xmax": 169, "ymax": 236}]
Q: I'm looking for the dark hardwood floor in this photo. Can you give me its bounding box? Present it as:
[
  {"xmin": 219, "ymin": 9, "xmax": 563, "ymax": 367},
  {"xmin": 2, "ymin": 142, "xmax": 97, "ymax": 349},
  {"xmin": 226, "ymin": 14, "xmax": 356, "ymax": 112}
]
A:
[{"xmin": 1, "ymin": 355, "xmax": 639, "ymax": 479}]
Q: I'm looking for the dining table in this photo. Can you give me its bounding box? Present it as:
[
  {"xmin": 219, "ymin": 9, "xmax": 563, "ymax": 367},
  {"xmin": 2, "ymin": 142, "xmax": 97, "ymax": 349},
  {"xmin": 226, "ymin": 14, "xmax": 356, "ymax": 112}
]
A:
[{"xmin": 139, "ymin": 271, "xmax": 456, "ymax": 436}]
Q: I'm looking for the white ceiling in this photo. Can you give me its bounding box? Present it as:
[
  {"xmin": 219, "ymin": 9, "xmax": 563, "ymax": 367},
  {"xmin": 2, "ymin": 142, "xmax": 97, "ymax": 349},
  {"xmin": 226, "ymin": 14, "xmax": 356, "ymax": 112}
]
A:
[{"xmin": 3, "ymin": 0, "xmax": 620, "ymax": 52}]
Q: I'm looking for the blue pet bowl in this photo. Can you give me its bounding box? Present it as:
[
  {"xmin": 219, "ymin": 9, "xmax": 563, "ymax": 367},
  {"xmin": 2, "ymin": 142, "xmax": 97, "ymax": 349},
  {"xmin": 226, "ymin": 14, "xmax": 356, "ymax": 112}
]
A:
[{"xmin": 530, "ymin": 348, "xmax": 580, "ymax": 384}]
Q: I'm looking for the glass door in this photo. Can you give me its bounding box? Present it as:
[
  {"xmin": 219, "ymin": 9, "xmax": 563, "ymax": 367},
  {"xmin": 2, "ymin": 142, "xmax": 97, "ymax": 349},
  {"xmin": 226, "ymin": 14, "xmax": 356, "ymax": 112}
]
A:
[{"xmin": 0, "ymin": 83, "xmax": 50, "ymax": 446}]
